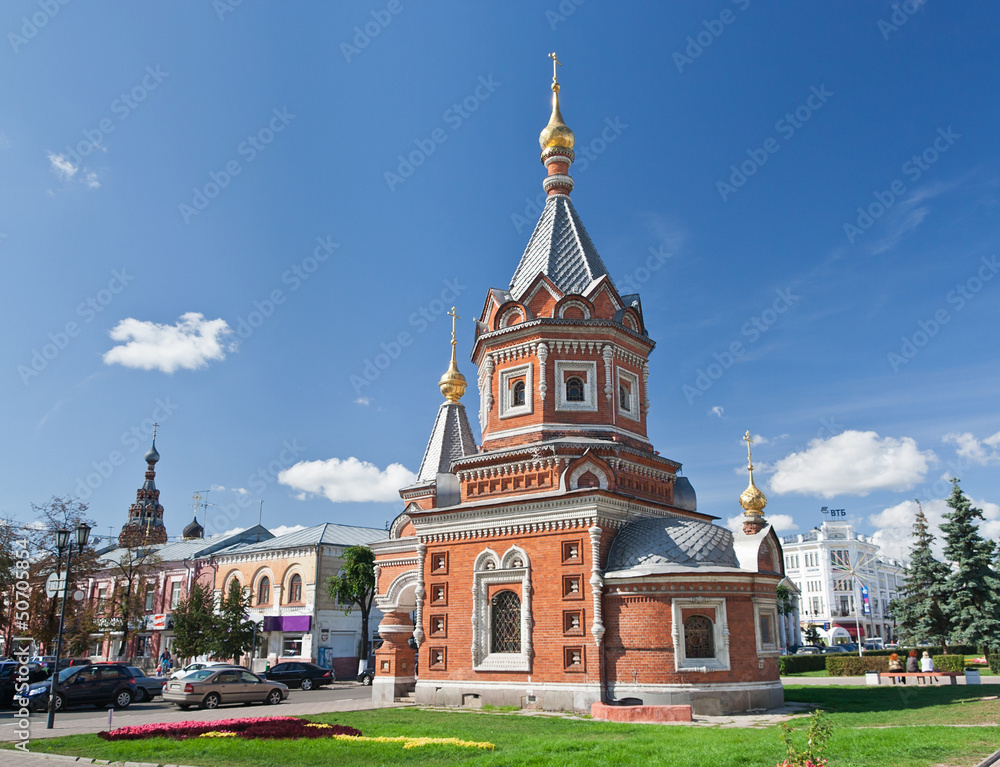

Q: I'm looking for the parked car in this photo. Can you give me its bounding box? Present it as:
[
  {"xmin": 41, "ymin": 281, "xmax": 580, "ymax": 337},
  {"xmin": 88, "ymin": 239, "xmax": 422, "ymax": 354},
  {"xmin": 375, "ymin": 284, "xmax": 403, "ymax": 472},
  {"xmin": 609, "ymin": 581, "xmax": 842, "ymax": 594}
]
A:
[
  {"xmin": 169, "ymin": 662, "xmax": 244, "ymax": 680},
  {"xmin": 163, "ymin": 668, "xmax": 288, "ymax": 710},
  {"xmin": 822, "ymin": 645, "xmax": 849, "ymax": 653},
  {"xmin": 795, "ymin": 645, "xmax": 825, "ymax": 655},
  {"xmin": 23, "ymin": 663, "xmax": 137, "ymax": 712},
  {"xmin": 262, "ymin": 662, "xmax": 335, "ymax": 691},
  {"xmin": 357, "ymin": 659, "xmax": 375, "ymax": 686},
  {"xmin": 126, "ymin": 666, "xmax": 167, "ymax": 702},
  {"xmin": 0, "ymin": 662, "xmax": 49, "ymax": 708}
]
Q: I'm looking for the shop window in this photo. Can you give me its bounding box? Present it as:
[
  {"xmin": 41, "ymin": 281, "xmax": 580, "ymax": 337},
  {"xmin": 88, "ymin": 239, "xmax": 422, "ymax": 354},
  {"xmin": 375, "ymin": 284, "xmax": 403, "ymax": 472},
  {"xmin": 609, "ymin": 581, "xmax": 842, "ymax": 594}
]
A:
[{"xmin": 282, "ymin": 635, "xmax": 303, "ymax": 657}]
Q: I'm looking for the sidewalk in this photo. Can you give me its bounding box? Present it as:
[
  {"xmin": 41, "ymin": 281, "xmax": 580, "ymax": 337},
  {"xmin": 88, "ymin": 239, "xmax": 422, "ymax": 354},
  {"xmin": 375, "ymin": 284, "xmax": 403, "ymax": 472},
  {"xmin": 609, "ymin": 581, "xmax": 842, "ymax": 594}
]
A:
[{"xmin": 782, "ymin": 674, "xmax": 1000, "ymax": 685}]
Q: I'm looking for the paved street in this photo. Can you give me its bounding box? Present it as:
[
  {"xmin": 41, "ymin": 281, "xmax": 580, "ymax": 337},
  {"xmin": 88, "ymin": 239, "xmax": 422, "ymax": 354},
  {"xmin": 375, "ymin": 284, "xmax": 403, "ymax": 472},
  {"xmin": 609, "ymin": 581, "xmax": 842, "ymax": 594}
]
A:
[{"xmin": 0, "ymin": 682, "xmax": 381, "ymax": 743}]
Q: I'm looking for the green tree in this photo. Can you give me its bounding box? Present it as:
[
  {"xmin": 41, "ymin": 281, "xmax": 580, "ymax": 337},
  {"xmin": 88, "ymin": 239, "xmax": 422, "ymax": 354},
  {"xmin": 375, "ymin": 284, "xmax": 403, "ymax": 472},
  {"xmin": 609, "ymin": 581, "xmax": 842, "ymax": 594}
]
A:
[
  {"xmin": 105, "ymin": 546, "xmax": 161, "ymax": 658},
  {"xmin": 211, "ymin": 579, "xmax": 258, "ymax": 663},
  {"xmin": 940, "ymin": 480, "xmax": 1000, "ymax": 653},
  {"xmin": 171, "ymin": 581, "xmax": 216, "ymax": 661},
  {"xmin": 325, "ymin": 545, "xmax": 376, "ymax": 659},
  {"xmin": 893, "ymin": 501, "xmax": 952, "ymax": 648},
  {"xmin": 804, "ymin": 624, "xmax": 821, "ymax": 645}
]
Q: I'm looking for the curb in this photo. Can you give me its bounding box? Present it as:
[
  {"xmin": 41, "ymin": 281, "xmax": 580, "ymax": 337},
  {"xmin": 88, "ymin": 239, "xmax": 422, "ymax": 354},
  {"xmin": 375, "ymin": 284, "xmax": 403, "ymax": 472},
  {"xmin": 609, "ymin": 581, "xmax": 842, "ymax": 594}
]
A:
[
  {"xmin": 22, "ymin": 755, "xmax": 200, "ymax": 767},
  {"xmin": 976, "ymin": 747, "xmax": 1000, "ymax": 767}
]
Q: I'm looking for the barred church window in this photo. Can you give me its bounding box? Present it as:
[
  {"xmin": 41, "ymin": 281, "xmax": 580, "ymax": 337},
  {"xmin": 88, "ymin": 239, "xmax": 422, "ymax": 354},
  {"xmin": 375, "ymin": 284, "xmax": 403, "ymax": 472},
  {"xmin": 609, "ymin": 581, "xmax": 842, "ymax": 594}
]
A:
[
  {"xmin": 512, "ymin": 380, "xmax": 526, "ymax": 406},
  {"xmin": 566, "ymin": 376, "xmax": 585, "ymax": 402},
  {"xmin": 684, "ymin": 615, "xmax": 714, "ymax": 658},
  {"xmin": 490, "ymin": 590, "xmax": 521, "ymax": 653}
]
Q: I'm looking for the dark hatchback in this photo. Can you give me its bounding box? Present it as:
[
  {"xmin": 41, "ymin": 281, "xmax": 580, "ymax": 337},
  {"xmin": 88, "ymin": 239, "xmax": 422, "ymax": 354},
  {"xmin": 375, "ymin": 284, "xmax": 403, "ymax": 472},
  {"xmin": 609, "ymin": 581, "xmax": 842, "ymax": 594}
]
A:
[
  {"xmin": 262, "ymin": 662, "xmax": 335, "ymax": 690},
  {"xmin": 0, "ymin": 662, "xmax": 49, "ymax": 708},
  {"xmin": 24, "ymin": 663, "xmax": 137, "ymax": 712}
]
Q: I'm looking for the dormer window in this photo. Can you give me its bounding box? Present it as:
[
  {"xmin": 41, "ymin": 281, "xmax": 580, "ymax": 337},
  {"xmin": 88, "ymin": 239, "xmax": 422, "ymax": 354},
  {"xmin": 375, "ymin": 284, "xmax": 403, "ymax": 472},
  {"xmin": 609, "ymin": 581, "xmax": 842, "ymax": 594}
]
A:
[{"xmin": 566, "ymin": 377, "xmax": 584, "ymax": 402}]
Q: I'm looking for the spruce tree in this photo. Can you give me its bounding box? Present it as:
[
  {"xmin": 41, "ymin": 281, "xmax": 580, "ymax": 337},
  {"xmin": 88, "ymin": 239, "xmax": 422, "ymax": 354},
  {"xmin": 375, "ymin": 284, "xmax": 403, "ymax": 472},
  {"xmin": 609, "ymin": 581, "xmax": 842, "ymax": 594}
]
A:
[
  {"xmin": 893, "ymin": 501, "xmax": 951, "ymax": 647},
  {"xmin": 171, "ymin": 581, "xmax": 215, "ymax": 661},
  {"xmin": 940, "ymin": 480, "xmax": 1000, "ymax": 651},
  {"xmin": 210, "ymin": 579, "xmax": 258, "ymax": 663}
]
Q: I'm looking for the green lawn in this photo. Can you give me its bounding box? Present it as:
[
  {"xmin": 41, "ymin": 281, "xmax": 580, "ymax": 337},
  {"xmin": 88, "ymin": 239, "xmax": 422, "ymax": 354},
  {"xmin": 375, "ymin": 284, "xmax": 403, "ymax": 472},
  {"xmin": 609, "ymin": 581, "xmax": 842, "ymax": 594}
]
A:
[{"xmin": 13, "ymin": 685, "xmax": 1000, "ymax": 767}]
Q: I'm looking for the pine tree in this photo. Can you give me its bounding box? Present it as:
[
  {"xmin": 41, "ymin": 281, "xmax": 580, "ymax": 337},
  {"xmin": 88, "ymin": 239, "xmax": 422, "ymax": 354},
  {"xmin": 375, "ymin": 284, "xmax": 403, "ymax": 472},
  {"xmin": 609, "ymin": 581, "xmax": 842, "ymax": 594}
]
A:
[
  {"xmin": 940, "ymin": 480, "xmax": 1000, "ymax": 651},
  {"xmin": 893, "ymin": 501, "xmax": 951, "ymax": 647},
  {"xmin": 210, "ymin": 579, "xmax": 258, "ymax": 663}
]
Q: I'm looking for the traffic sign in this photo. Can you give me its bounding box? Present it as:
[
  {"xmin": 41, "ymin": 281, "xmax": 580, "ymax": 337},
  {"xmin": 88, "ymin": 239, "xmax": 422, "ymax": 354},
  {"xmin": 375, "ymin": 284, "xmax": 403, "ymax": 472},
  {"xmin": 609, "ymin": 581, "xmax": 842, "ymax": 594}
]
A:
[{"xmin": 45, "ymin": 571, "xmax": 67, "ymax": 598}]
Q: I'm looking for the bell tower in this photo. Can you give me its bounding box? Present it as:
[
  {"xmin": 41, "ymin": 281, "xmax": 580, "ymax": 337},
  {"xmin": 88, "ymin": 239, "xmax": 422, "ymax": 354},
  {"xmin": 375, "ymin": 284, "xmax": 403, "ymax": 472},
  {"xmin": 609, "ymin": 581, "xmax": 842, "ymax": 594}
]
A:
[{"xmin": 119, "ymin": 426, "xmax": 169, "ymax": 547}]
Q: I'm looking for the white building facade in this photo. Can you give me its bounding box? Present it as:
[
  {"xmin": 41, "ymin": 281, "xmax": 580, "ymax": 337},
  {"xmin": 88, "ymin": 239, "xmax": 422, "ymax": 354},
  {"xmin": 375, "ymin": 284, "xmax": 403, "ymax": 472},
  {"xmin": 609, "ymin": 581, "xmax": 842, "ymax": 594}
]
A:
[{"xmin": 781, "ymin": 521, "xmax": 906, "ymax": 645}]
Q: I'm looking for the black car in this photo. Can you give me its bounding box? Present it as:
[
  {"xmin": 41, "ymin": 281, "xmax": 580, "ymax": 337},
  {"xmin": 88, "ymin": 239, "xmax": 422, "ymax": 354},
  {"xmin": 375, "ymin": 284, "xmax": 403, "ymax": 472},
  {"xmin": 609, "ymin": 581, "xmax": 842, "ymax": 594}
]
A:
[
  {"xmin": 0, "ymin": 662, "xmax": 49, "ymax": 708},
  {"xmin": 262, "ymin": 662, "xmax": 334, "ymax": 690},
  {"xmin": 24, "ymin": 663, "xmax": 137, "ymax": 712}
]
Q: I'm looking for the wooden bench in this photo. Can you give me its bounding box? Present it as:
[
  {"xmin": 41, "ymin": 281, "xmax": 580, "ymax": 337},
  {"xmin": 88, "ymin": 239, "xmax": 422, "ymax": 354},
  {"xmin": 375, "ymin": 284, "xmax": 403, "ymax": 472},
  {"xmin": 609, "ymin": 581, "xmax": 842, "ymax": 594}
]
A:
[{"xmin": 885, "ymin": 671, "xmax": 961, "ymax": 685}]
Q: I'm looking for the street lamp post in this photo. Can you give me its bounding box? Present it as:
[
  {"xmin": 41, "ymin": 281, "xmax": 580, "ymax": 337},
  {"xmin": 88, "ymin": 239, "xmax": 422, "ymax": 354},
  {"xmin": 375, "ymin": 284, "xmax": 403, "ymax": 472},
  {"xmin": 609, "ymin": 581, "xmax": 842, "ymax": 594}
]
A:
[{"xmin": 46, "ymin": 523, "xmax": 91, "ymax": 730}]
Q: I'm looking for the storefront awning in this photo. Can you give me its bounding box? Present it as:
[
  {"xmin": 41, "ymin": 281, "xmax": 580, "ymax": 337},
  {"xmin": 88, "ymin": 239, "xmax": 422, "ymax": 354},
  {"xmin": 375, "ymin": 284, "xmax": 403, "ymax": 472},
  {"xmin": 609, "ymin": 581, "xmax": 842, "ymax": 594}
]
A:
[
  {"xmin": 834, "ymin": 623, "xmax": 867, "ymax": 637},
  {"xmin": 262, "ymin": 615, "xmax": 311, "ymax": 632}
]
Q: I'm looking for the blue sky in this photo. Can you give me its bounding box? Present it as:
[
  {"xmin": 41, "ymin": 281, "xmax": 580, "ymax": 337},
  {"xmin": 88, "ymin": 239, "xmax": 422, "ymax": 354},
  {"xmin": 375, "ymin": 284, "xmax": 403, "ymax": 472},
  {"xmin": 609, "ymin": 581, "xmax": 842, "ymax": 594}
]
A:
[{"xmin": 2, "ymin": 1, "xmax": 998, "ymax": 558}]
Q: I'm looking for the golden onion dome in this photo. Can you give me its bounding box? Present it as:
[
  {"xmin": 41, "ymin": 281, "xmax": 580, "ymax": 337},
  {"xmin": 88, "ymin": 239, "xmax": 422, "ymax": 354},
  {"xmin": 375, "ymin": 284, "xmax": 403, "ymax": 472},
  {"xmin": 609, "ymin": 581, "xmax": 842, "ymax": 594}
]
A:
[
  {"xmin": 539, "ymin": 84, "xmax": 575, "ymax": 151},
  {"xmin": 438, "ymin": 307, "xmax": 467, "ymax": 403},
  {"xmin": 739, "ymin": 474, "xmax": 768, "ymax": 514}
]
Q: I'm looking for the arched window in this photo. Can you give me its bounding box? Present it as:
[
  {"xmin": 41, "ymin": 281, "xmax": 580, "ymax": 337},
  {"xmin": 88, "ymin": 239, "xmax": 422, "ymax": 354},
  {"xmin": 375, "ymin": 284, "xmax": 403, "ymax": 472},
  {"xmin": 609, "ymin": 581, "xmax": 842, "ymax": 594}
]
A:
[
  {"xmin": 684, "ymin": 615, "xmax": 714, "ymax": 658},
  {"xmin": 288, "ymin": 573, "xmax": 302, "ymax": 602},
  {"xmin": 512, "ymin": 380, "xmax": 526, "ymax": 407},
  {"xmin": 490, "ymin": 591, "xmax": 521, "ymax": 653},
  {"xmin": 619, "ymin": 382, "xmax": 631, "ymax": 412},
  {"xmin": 257, "ymin": 577, "xmax": 270, "ymax": 606},
  {"xmin": 566, "ymin": 376, "xmax": 585, "ymax": 402}
]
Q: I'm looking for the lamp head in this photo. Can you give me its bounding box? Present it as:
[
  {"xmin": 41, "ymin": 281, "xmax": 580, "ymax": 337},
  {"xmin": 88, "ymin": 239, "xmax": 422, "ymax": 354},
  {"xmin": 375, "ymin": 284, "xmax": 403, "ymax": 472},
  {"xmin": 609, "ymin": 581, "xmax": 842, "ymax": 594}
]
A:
[{"xmin": 75, "ymin": 523, "xmax": 92, "ymax": 550}]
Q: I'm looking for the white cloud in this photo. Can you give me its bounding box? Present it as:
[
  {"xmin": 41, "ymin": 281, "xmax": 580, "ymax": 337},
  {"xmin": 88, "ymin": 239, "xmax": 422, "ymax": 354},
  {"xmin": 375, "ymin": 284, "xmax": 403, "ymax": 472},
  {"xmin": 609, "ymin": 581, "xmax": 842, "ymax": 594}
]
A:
[
  {"xmin": 355, "ymin": 397, "xmax": 370, "ymax": 406},
  {"xmin": 751, "ymin": 433, "xmax": 769, "ymax": 445},
  {"xmin": 869, "ymin": 495, "xmax": 1000, "ymax": 561},
  {"xmin": 725, "ymin": 513, "xmax": 798, "ymax": 534},
  {"xmin": 279, "ymin": 457, "xmax": 416, "ymax": 503},
  {"xmin": 103, "ymin": 312, "xmax": 233, "ymax": 373},
  {"xmin": 48, "ymin": 152, "xmax": 78, "ymax": 181},
  {"xmin": 769, "ymin": 430, "xmax": 936, "ymax": 498},
  {"xmin": 84, "ymin": 171, "xmax": 100, "ymax": 189},
  {"xmin": 269, "ymin": 524, "xmax": 306, "ymax": 538},
  {"xmin": 710, "ymin": 406, "xmax": 724, "ymax": 418},
  {"xmin": 0, "ymin": 132, "xmax": 12, "ymax": 150},
  {"xmin": 942, "ymin": 431, "xmax": 1000, "ymax": 466},
  {"xmin": 210, "ymin": 484, "xmax": 227, "ymax": 492}
]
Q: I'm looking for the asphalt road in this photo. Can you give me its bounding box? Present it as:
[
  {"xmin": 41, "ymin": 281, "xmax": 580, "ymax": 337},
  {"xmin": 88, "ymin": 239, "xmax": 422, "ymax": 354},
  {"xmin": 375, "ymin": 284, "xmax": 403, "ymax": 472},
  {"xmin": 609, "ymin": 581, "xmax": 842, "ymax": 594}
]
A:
[{"xmin": 0, "ymin": 682, "xmax": 375, "ymax": 741}]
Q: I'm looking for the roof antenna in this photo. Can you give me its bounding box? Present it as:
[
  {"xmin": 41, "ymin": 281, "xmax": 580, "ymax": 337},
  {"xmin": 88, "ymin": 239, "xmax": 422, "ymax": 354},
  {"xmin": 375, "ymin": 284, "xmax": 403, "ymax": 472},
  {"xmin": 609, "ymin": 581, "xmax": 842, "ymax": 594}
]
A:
[{"xmin": 257, "ymin": 500, "xmax": 263, "ymax": 542}]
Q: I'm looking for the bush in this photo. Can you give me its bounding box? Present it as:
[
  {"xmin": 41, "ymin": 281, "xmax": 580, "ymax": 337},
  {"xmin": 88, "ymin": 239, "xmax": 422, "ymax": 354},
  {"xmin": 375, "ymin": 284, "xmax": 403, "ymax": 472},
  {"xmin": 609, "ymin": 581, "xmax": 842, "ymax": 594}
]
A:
[
  {"xmin": 989, "ymin": 650, "xmax": 1000, "ymax": 675},
  {"xmin": 931, "ymin": 655, "xmax": 965, "ymax": 673},
  {"xmin": 779, "ymin": 654, "xmax": 827, "ymax": 674},
  {"xmin": 826, "ymin": 656, "xmax": 889, "ymax": 676}
]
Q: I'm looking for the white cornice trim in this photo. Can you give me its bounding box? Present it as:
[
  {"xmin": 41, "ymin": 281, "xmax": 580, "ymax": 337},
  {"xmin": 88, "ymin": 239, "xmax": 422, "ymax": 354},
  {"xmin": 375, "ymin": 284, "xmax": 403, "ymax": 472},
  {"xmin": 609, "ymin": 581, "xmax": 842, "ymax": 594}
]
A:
[{"xmin": 483, "ymin": 421, "xmax": 650, "ymax": 444}]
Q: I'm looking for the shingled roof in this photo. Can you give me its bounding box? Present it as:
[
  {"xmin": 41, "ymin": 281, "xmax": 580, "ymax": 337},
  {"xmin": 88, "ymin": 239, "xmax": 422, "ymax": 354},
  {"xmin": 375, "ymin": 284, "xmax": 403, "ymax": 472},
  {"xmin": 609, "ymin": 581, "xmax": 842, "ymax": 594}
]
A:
[
  {"xmin": 508, "ymin": 195, "xmax": 615, "ymax": 301},
  {"xmin": 605, "ymin": 517, "xmax": 739, "ymax": 574},
  {"xmin": 416, "ymin": 401, "xmax": 478, "ymax": 483}
]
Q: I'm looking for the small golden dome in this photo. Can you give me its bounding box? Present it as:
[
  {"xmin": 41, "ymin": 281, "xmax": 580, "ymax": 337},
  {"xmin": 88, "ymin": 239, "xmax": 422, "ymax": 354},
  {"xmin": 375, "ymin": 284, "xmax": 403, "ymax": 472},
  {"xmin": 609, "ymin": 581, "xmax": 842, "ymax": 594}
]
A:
[
  {"xmin": 539, "ymin": 85, "xmax": 575, "ymax": 151},
  {"xmin": 438, "ymin": 307, "xmax": 467, "ymax": 403},
  {"xmin": 739, "ymin": 476, "xmax": 768, "ymax": 515},
  {"xmin": 439, "ymin": 359, "xmax": 467, "ymax": 403}
]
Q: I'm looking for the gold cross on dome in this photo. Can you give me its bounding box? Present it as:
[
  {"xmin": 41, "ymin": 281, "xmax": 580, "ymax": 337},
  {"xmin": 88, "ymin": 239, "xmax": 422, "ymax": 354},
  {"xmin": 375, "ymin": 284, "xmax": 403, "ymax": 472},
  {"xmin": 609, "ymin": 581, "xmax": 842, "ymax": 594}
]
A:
[
  {"xmin": 152, "ymin": 422, "xmax": 159, "ymax": 440},
  {"xmin": 549, "ymin": 52, "xmax": 561, "ymax": 84},
  {"xmin": 743, "ymin": 430, "xmax": 754, "ymax": 468},
  {"xmin": 447, "ymin": 307, "xmax": 460, "ymax": 346}
]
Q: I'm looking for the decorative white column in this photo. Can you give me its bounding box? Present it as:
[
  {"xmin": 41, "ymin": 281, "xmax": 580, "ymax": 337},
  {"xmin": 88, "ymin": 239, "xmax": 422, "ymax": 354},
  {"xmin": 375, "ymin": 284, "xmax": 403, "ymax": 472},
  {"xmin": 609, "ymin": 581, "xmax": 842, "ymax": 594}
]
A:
[
  {"xmin": 588, "ymin": 526, "xmax": 605, "ymax": 644},
  {"xmin": 480, "ymin": 355, "xmax": 495, "ymax": 430},
  {"xmin": 602, "ymin": 346, "xmax": 614, "ymax": 402},
  {"xmin": 642, "ymin": 361, "xmax": 650, "ymax": 413},
  {"xmin": 413, "ymin": 542, "xmax": 426, "ymax": 647},
  {"xmin": 537, "ymin": 343, "xmax": 548, "ymax": 401}
]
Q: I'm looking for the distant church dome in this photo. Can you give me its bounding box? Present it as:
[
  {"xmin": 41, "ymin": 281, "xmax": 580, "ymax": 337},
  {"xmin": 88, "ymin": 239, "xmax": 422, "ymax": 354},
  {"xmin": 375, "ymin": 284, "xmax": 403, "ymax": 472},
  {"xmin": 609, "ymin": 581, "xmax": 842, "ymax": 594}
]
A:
[
  {"xmin": 182, "ymin": 514, "xmax": 204, "ymax": 540},
  {"xmin": 144, "ymin": 441, "xmax": 160, "ymax": 464}
]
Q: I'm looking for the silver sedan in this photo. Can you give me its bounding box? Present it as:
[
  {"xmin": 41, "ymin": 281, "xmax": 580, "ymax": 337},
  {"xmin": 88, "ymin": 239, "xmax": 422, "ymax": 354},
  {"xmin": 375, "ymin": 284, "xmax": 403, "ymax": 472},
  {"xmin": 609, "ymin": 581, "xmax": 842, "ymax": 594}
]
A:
[{"xmin": 163, "ymin": 668, "xmax": 289, "ymax": 710}]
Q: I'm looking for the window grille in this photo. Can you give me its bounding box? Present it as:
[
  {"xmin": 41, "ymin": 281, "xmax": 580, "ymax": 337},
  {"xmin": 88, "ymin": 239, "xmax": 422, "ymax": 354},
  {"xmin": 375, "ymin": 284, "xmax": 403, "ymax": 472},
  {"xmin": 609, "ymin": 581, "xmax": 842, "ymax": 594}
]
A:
[
  {"xmin": 566, "ymin": 376, "xmax": 585, "ymax": 402},
  {"xmin": 490, "ymin": 591, "xmax": 521, "ymax": 653},
  {"xmin": 512, "ymin": 380, "xmax": 526, "ymax": 406},
  {"xmin": 684, "ymin": 615, "xmax": 714, "ymax": 659}
]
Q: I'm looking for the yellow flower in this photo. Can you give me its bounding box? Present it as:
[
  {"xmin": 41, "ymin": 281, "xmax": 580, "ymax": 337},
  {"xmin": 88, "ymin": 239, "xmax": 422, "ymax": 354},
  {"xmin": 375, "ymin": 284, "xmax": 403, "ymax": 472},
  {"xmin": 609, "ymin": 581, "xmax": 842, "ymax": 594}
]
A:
[
  {"xmin": 199, "ymin": 731, "xmax": 237, "ymax": 738},
  {"xmin": 332, "ymin": 734, "xmax": 495, "ymax": 750}
]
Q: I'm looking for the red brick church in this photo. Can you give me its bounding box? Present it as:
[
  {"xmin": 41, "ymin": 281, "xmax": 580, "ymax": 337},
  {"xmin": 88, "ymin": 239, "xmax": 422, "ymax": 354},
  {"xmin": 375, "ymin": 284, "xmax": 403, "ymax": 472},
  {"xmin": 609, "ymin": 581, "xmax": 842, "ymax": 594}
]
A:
[{"xmin": 370, "ymin": 57, "xmax": 786, "ymax": 715}]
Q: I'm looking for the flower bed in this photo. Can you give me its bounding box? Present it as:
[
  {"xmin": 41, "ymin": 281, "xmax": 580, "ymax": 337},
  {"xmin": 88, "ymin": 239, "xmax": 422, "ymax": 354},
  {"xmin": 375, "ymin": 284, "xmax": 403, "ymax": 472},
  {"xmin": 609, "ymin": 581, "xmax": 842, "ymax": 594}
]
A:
[
  {"xmin": 98, "ymin": 717, "xmax": 496, "ymax": 750},
  {"xmin": 99, "ymin": 717, "xmax": 362, "ymax": 741}
]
